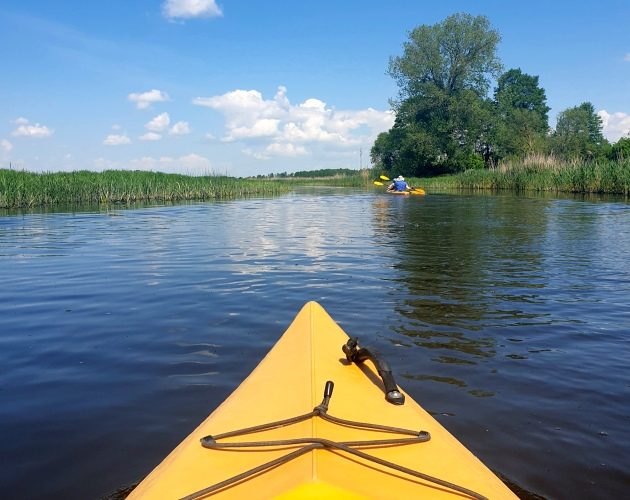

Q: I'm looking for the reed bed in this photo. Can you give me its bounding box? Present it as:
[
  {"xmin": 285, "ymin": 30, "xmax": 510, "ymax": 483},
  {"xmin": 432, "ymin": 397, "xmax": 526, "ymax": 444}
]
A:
[
  {"xmin": 0, "ymin": 170, "xmax": 297, "ymax": 208},
  {"xmin": 414, "ymin": 157, "xmax": 630, "ymax": 195},
  {"xmin": 11, "ymin": 161, "xmax": 625, "ymax": 208}
]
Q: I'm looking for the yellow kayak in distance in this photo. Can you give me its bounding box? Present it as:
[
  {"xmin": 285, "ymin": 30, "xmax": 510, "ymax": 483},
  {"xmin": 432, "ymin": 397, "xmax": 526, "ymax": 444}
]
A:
[
  {"xmin": 388, "ymin": 188, "xmax": 426, "ymax": 196},
  {"xmin": 128, "ymin": 302, "xmax": 516, "ymax": 499}
]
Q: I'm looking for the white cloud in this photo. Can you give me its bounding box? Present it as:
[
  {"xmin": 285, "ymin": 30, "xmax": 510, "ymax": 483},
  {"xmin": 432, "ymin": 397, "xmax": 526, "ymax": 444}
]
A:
[
  {"xmin": 139, "ymin": 132, "xmax": 163, "ymax": 141},
  {"xmin": 145, "ymin": 112, "xmax": 171, "ymax": 132},
  {"xmin": 1, "ymin": 139, "xmax": 13, "ymax": 152},
  {"xmin": 225, "ymin": 119, "xmax": 279, "ymax": 142},
  {"xmin": 169, "ymin": 121, "xmax": 191, "ymax": 135},
  {"xmin": 598, "ymin": 110, "xmax": 630, "ymax": 142},
  {"xmin": 193, "ymin": 86, "xmax": 283, "ymax": 141},
  {"xmin": 162, "ymin": 0, "xmax": 223, "ymax": 19},
  {"xmin": 246, "ymin": 142, "xmax": 308, "ymax": 160},
  {"xmin": 193, "ymin": 85, "xmax": 394, "ymax": 157},
  {"xmin": 103, "ymin": 134, "xmax": 131, "ymax": 146},
  {"xmin": 128, "ymin": 89, "xmax": 170, "ymax": 109},
  {"xmin": 624, "ymin": 53, "xmax": 630, "ymax": 62},
  {"xmin": 11, "ymin": 118, "xmax": 54, "ymax": 138}
]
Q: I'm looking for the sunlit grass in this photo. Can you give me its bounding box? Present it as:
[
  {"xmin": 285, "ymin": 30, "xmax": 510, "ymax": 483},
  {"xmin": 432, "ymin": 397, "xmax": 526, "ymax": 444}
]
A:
[
  {"xmin": 0, "ymin": 170, "xmax": 290, "ymax": 208},
  {"xmin": 412, "ymin": 157, "xmax": 630, "ymax": 195},
  {"xmin": 0, "ymin": 169, "xmax": 371, "ymax": 208},
  {"xmin": 4, "ymin": 161, "xmax": 627, "ymax": 208}
]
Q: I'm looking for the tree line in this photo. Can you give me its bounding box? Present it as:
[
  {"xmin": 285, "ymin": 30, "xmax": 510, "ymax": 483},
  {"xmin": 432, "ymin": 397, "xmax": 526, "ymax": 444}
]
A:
[{"xmin": 371, "ymin": 13, "xmax": 630, "ymax": 177}]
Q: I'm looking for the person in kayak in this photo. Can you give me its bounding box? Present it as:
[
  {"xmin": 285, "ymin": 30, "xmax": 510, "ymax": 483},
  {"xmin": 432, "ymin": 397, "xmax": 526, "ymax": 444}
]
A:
[{"xmin": 387, "ymin": 176, "xmax": 413, "ymax": 192}]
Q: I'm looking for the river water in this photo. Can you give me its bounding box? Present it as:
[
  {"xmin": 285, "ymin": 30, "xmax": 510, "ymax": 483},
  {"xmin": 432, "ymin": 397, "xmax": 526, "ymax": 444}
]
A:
[{"xmin": 1, "ymin": 189, "xmax": 629, "ymax": 499}]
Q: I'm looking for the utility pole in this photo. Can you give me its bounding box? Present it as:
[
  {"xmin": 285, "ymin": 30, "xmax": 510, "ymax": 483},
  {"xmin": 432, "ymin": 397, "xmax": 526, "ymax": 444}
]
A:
[{"xmin": 359, "ymin": 148, "xmax": 363, "ymax": 170}]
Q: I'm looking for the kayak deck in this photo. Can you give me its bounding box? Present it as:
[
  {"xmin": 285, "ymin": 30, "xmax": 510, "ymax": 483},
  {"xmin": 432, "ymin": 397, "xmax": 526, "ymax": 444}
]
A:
[{"xmin": 128, "ymin": 302, "xmax": 516, "ymax": 499}]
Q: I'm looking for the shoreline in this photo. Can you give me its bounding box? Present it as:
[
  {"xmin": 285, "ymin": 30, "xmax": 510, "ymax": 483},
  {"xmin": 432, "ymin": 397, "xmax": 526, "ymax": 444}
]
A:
[
  {"xmin": 412, "ymin": 158, "xmax": 630, "ymax": 196},
  {"xmin": 2, "ymin": 159, "xmax": 629, "ymax": 208}
]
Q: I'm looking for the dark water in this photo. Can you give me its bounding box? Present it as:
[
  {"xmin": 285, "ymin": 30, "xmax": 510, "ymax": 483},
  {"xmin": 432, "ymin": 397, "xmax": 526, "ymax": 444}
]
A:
[{"xmin": 1, "ymin": 190, "xmax": 629, "ymax": 499}]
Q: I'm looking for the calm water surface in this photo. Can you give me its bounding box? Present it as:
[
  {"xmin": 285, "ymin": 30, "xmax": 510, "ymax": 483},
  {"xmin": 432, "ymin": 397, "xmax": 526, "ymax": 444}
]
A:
[{"xmin": 1, "ymin": 189, "xmax": 629, "ymax": 499}]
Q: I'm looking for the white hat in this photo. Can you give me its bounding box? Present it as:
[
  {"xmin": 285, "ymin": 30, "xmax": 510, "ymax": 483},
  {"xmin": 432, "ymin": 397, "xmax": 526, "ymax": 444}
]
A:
[{"xmin": 395, "ymin": 176, "xmax": 404, "ymax": 181}]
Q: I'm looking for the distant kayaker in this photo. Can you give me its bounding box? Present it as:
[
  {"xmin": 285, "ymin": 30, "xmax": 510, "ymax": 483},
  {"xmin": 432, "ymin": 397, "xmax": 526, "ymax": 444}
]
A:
[{"xmin": 387, "ymin": 175, "xmax": 412, "ymax": 192}]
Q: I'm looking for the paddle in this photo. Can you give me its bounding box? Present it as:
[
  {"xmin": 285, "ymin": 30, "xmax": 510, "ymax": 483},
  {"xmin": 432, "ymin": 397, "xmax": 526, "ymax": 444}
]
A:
[{"xmin": 373, "ymin": 175, "xmax": 392, "ymax": 186}]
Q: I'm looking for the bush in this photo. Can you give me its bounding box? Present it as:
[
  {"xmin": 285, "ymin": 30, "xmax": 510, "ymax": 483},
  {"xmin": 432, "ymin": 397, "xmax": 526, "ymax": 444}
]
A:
[{"xmin": 466, "ymin": 154, "xmax": 485, "ymax": 170}]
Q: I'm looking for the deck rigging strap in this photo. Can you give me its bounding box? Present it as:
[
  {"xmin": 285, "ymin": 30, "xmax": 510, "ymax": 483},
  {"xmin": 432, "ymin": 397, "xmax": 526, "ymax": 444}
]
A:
[{"xmin": 183, "ymin": 381, "xmax": 487, "ymax": 500}]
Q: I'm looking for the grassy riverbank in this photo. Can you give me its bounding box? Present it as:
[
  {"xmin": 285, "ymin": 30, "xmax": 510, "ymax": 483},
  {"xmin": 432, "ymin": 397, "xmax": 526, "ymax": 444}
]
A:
[
  {"xmin": 4, "ymin": 158, "xmax": 628, "ymax": 209},
  {"xmin": 0, "ymin": 169, "xmax": 370, "ymax": 208},
  {"xmin": 0, "ymin": 169, "xmax": 293, "ymax": 208},
  {"xmin": 414, "ymin": 157, "xmax": 630, "ymax": 195}
]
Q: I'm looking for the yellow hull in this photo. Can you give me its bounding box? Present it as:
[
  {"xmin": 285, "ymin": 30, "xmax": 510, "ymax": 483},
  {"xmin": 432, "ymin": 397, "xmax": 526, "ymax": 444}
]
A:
[
  {"xmin": 388, "ymin": 189, "xmax": 426, "ymax": 196},
  {"xmin": 128, "ymin": 302, "xmax": 516, "ymax": 499}
]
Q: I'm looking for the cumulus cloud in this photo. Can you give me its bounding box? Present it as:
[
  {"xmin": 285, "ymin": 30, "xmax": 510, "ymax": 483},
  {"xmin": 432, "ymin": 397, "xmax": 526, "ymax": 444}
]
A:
[
  {"xmin": 103, "ymin": 134, "xmax": 131, "ymax": 146},
  {"xmin": 162, "ymin": 0, "xmax": 223, "ymax": 19},
  {"xmin": 11, "ymin": 118, "xmax": 54, "ymax": 138},
  {"xmin": 228, "ymin": 119, "xmax": 279, "ymax": 141},
  {"xmin": 145, "ymin": 112, "xmax": 171, "ymax": 132},
  {"xmin": 1, "ymin": 139, "xmax": 13, "ymax": 152},
  {"xmin": 193, "ymin": 86, "xmax": 394, "ymax": 157},
  {"xmin": 128, "ymin": 89, "xmax": 170, "ymax": 109},
  {"xmin": 245, "ymin": 142, "xmax": 308, "ymax": 160},
  {"xmin": 598, "ymin": 110, "xmax": 630, "ymax": 142},
  {"xmin": 169, "ymin": 121, "xmax": 191, "ymax": 135},
  {"xmin": 193, "ymin": 88, "xmax": 284, "ymax": 141},
  {"xmin": 139, "ymin": 132, "xmax": 163, "ymax": 141}
]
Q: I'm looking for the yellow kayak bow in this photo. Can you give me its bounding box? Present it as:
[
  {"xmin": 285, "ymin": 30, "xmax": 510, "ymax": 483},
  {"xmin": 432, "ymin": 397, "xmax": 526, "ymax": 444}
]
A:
[{"xmin": 128, "ymin": 302, "xmax": 516, "ymax": 499}]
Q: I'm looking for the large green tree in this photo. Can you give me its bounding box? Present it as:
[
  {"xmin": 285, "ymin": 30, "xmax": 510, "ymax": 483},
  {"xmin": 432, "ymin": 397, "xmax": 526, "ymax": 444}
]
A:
[
  {"xmin": 371, "ymin": 88, "xmax": 493, "ymax": 176},
  {"xmin": 492, "ymin": 68, "xmax": 550, "ymax": 159},
  {"xmin": 388, "ymin": 13, "xmax": 502, "ymax": 101},
  {"xmin": 372, "ymin": 14, "xmax": 502, "ymax": 175},
  {"xmin": 552, "ymin": 102, "xmax": 608, "ymax": 159}
]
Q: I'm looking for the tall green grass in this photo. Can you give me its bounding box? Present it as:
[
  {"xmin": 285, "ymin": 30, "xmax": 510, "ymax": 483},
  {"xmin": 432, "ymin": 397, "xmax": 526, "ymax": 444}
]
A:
[
  {"xmin": 413, "ymin": 157, "xmax": 630, "ymax": 195},
  {"xmin": 0, "ymin": 170, "xmax": 296, "ymax": 208}
]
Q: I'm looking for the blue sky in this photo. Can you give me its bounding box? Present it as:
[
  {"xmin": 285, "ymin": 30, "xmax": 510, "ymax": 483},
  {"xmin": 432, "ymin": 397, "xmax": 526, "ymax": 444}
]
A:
[{"xmin": 1, "ymin": 0, "xmax": 629, "ymax": 176}]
